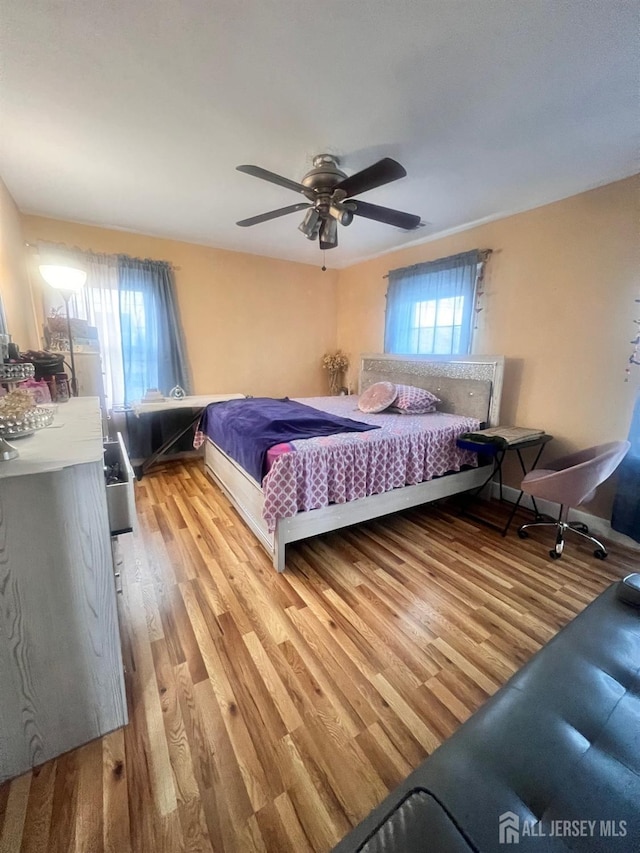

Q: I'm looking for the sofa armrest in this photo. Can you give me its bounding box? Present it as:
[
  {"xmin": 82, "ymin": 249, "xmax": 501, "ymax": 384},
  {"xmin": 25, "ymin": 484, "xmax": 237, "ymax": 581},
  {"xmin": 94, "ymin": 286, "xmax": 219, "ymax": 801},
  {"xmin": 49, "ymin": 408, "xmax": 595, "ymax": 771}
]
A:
[{"xmin": 333, "ymin": 788, "xmax": 478, "ymax": 853}]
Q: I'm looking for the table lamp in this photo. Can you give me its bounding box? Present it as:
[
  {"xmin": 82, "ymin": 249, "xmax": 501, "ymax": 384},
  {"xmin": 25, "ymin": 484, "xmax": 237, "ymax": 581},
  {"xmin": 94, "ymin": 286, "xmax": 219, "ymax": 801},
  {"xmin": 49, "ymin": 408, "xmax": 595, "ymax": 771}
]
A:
[{"xmin": 39, "ymin": 262, "xmax": 87, "ymax": 396}]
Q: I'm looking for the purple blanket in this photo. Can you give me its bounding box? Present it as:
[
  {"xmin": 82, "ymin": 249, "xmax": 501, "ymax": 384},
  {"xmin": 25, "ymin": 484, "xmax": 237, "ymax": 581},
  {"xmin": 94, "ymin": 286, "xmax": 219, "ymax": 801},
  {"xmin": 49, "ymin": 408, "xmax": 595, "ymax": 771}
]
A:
[{"xmin": 199, "ymin": 397, "xmax": 380, "ymax": 482}]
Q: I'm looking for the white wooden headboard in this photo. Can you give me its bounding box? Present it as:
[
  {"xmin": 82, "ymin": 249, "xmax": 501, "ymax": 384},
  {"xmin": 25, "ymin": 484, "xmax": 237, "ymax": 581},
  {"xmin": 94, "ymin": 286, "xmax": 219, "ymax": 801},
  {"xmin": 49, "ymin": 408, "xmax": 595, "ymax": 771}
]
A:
[{"xmin": 359, "ymin": 354, "xmax": 504, "ymax": 426}]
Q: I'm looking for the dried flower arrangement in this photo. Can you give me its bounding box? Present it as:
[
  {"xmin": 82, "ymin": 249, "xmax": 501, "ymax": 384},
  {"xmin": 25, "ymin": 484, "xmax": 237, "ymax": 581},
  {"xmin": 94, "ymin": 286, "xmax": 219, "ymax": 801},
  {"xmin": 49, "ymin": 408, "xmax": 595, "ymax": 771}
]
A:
[
  {"xmin": 321, "ymin": 351, "xmax": 349, "ymax": 372},
  {"xmin": 322, "ymin": 351, "xmax": 349, "ymax": 394}
]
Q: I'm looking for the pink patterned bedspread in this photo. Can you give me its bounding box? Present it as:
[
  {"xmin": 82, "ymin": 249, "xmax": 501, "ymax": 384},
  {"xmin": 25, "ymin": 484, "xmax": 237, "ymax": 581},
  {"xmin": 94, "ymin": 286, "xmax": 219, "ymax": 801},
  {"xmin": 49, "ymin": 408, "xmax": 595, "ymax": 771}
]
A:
[{"xmin": 261, "ymin": 396, "xmax": 480, "ymax": 532}]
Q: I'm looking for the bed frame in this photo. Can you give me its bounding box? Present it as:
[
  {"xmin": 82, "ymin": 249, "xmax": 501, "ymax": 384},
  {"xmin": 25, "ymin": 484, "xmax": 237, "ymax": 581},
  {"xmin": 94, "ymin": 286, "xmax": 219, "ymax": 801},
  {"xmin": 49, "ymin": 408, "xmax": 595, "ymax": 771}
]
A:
[{"xmin": 204, "ymin": 354, "xmax": 505, "ymax": 571}]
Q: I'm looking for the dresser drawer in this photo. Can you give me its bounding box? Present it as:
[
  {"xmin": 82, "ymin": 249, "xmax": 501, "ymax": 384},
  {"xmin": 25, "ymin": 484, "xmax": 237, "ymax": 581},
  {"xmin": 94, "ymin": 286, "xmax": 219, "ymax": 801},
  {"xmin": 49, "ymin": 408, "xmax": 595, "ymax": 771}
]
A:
[{"xmin": 104, "ymin": 432, "xmax": 136, "ymax": 535}]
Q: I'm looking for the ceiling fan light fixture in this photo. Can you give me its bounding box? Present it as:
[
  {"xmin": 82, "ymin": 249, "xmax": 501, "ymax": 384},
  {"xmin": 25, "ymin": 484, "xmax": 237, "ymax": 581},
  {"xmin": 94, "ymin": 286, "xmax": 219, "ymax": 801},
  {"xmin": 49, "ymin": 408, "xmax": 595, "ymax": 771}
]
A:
[
  {"xmin": 329, "ymin": 203, "xmax": 354, "ymax": 226},
  {"xmin": 319, "ymin": 217, "xmax": 338, "ymax": 250},
  {"xmin": 235, "ymin": 154, "xmax": 422, "ymax": 248},
  {"xmin": 298, "ymin": 207, "xmax": 321, "ymax": 240}
]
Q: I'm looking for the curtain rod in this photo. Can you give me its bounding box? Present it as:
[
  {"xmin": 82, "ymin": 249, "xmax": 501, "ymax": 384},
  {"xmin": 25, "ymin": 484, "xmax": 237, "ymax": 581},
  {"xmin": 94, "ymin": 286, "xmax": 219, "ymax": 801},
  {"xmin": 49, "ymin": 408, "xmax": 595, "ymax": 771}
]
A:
[
  {"xmin": 24, "ymin": 241, "xmax": 182, "ymax": 271},
  {"xmin": 382, "ymin": 248, "xmax": 493, "ymax": 279}
]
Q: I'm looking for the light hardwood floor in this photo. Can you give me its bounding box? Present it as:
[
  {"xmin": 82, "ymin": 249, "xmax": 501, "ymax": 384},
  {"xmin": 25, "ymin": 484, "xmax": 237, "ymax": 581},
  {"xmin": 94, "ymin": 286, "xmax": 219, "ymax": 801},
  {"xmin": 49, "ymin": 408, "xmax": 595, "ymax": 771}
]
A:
[{"xmin": 0, "ymin": 460, "xmax": 637, "ymax": 852}]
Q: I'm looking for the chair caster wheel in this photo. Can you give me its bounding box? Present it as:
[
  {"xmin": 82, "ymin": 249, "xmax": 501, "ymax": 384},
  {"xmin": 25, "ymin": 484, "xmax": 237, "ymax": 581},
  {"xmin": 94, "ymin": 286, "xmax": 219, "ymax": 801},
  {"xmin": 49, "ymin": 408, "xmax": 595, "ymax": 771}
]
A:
[
  {"xmin": 594, "ymin": 549, "xmax": 607, "ymax": 560},
  {"xmin": 517, "ymin": 529, "xmax": 529, "ymax": 539},
  {"xmin": 549, "ymin": 550, "xmax": 561, "ymax": 560}
]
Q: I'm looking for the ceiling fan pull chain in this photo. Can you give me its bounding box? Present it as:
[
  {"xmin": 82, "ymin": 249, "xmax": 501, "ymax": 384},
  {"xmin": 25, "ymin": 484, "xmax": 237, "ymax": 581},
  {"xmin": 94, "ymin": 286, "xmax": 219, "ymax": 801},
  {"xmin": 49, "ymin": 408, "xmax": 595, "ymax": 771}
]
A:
[{"xmin": 322, "ymin": 250, "xmax": 327, "ymax": 272}]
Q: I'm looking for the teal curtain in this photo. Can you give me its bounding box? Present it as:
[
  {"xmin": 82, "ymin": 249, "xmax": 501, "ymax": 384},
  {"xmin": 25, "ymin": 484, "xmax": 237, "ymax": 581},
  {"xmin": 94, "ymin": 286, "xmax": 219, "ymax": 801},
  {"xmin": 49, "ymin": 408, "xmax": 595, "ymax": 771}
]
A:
[
  {"xmin": 384, "ymin": 250, "xmax": 480, "ymax": 355},
  {"xmin": 118, "ymin": 257, "xmax": 189, "ymax": 405},
  {"xmin": 612, "ymin": 391, "xmax": 640, "ymax": 542}
]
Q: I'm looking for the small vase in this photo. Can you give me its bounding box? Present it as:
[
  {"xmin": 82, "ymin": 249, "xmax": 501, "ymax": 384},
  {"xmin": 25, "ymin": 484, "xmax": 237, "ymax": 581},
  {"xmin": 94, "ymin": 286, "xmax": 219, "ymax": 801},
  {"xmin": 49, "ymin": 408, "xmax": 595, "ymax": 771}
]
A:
[{"xmin": 328, "ymin": 370, "xmax": 342, "ymax": 395}]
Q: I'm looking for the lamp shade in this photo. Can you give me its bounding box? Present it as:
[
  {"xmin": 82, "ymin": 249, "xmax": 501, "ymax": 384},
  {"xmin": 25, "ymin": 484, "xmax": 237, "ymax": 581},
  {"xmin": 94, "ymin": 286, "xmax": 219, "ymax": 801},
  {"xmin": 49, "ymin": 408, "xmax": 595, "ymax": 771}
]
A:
[{"xmin": 39, "ymin": 264, "xmax": 87, "ymax": 292}]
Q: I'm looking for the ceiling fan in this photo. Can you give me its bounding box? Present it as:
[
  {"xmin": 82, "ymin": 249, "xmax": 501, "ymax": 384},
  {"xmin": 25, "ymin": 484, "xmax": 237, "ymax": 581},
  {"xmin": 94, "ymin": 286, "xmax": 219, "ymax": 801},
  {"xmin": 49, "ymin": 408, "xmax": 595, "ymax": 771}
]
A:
[{"xmin": 235, "ymin": 154, "xmax": 422, "ymax": 250}]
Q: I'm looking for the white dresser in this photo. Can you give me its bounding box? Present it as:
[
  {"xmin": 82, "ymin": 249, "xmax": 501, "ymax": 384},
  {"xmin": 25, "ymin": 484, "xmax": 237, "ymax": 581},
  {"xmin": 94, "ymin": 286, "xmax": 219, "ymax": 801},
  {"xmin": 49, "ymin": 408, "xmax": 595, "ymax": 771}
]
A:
[{"xmin": 0, "ymin": 398, "xmax": 129, "ymax": 782}]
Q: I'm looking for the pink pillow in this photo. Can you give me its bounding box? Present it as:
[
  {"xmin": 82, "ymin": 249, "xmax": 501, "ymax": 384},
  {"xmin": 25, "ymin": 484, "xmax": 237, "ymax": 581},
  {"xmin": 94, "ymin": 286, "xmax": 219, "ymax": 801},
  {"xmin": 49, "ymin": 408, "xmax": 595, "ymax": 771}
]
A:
[
  {"xmin": 390, "ymin": 384, "xmax": 440, "ymax": 414},
  {"xmin": 358, "ymin": 381, "xmax": 398, "ymax": 413}
]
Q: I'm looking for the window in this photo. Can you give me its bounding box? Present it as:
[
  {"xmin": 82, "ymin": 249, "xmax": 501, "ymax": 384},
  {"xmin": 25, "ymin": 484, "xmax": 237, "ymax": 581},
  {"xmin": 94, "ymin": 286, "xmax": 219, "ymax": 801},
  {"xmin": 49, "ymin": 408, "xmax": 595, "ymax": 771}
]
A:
[
  {"xmin": 410, "ymin": 296, "xmax": 465, "ymax": 354},
  {"xmin": 118, "ymin": 289, "xmax": 150, "ymax": 404},
  {"xmin": 41, "ymin": 245, "xmax": 188, "ymax": 406},
  {"xmin": 384, "ymin": 250, "xmax": 483, "ymax": 356},
  {"xmin": 62, "ymin": 255, "xmax": 126, "ymax": 407}
]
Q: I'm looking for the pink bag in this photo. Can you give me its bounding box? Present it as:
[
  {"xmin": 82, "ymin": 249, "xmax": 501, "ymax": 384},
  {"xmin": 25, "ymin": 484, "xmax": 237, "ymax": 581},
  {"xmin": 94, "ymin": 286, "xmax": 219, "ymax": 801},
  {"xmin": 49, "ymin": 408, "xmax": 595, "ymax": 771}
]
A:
[{"xmin": 18, "ymin": 378, "xmax": 52, "ymax": 404}]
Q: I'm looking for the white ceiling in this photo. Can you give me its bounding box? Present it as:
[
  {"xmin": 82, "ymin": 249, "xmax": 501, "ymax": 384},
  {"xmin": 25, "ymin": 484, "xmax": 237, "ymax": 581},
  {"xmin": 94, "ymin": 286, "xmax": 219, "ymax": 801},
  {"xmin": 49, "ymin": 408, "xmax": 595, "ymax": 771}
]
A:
[{"xmin": 1, "ymin": 1, "xmax": 637, "ymax": 268}]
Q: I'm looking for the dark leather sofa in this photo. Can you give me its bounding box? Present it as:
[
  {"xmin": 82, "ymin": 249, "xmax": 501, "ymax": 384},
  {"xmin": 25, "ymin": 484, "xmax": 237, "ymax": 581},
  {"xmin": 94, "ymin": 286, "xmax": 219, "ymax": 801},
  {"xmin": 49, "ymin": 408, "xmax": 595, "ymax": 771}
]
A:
[{"xmin": 333, "ymin": 576, "xmax": 640, "ymax": 853}]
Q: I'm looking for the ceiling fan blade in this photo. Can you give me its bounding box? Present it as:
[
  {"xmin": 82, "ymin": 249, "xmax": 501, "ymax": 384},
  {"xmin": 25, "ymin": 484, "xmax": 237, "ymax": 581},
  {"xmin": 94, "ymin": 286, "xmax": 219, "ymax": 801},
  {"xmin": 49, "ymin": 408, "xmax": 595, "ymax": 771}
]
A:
[
  {"xmin": 236, "ymin": 165, "xmax": 310, "ymax": 195},
  {"xmin": 236, "ymin": 202, "xmax": 311, "ymax": 227},
  {"xmin": 334, "ymin": 158, "xmax": 407, "ymax": 198},
  {"xmin": 350, "ymin": 200, "xmax": 422, "ymax": 230}
]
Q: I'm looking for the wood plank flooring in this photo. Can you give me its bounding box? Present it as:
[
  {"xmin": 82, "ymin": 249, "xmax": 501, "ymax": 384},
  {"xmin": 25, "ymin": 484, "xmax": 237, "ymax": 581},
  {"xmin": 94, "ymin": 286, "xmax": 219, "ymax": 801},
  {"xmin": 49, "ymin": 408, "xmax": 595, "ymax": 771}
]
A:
[{"xmin": 1, "ymin": 459, "xmax": 637, "ymax": 852}]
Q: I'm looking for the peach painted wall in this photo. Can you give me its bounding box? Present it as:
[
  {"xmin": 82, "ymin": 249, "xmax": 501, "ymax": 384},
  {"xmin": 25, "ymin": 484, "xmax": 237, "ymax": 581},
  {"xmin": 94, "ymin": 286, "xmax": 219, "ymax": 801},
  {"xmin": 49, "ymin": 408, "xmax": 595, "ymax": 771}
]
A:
[
  {"xmin": 21, "ymin": 216, "xmax": 338, "ymax": 398},
  {"xmin": 11, "ymin": 176, "xmax": 639, "ymax": 522},
  {"xmin": 0, "ymin": 178, "xmax": 38, "ymax": 349},
  {"xmin": 336, "ymin": 175, "xmax": 640, "ymax": 518}
]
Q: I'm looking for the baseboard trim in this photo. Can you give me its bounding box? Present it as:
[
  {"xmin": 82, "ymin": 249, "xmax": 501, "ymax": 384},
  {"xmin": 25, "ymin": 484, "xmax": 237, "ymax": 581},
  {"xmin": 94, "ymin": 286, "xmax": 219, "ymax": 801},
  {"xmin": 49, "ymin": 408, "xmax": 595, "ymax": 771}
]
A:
[{"xmin": 490, "ymin": 482, "xmax": 640, "ymax": 552}]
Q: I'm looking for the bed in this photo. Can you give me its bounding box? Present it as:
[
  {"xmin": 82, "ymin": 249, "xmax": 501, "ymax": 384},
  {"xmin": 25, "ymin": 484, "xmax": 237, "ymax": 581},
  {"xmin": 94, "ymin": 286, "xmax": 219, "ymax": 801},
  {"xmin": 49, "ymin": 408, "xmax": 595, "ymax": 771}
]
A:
[{"xmin": 202, "ymin": 354, "xmax": 504, "ymax": 571}]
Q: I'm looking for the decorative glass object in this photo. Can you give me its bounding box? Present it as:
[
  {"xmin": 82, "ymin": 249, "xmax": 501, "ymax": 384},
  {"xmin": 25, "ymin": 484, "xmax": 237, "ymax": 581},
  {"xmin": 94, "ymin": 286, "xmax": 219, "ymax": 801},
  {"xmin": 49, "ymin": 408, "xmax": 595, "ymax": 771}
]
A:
[
  {"xmin": 328, "ymin": 370, "xmax": 342, "ymax": 395},
  {"xmin": 0, "ymin": 406, "xmax": 55, "ymax": 438},
  {"xmin": 0, "ymin": 436, "xmax": 19, "ymax": 461},
  {"xmin": 0, "ymin": 389, "xmax": 55, "ymax": 438},
  {"xmin": 0, "ymin": 362, "xmax": 35, "ymax": 382},
  {"xmin": 54, "ymin": 374, "xmax": 70, "ymax": 403}
]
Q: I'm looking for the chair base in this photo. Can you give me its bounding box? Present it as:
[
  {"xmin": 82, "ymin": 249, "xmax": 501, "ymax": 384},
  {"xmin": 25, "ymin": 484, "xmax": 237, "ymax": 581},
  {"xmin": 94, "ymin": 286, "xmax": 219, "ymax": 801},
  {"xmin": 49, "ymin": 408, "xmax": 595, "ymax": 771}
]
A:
[{"xmin": 517, "ymin": 517, "xmax": 608, "ymax": 561}]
